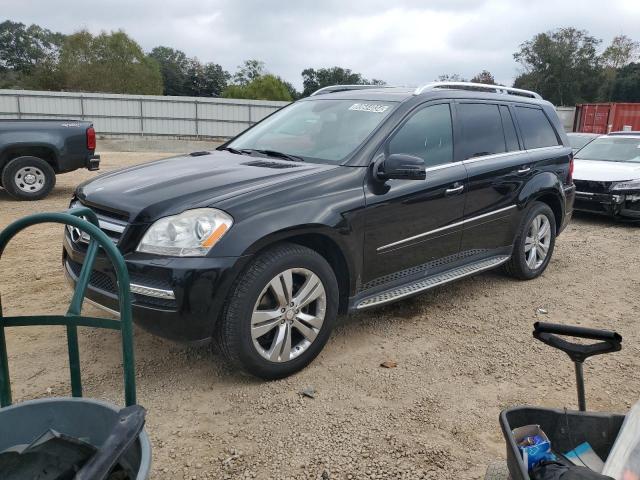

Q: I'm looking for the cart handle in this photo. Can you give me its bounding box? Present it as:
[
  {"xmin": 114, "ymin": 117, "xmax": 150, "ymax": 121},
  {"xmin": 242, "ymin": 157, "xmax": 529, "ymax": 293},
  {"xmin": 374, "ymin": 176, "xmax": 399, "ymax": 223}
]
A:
[
  {"xmin": 0, "ymin": 209, "xmax": 136, "ymax": 407},
  {"xmin": 533, "ymin": 322, "xmax": 622, "ymax": 363}
]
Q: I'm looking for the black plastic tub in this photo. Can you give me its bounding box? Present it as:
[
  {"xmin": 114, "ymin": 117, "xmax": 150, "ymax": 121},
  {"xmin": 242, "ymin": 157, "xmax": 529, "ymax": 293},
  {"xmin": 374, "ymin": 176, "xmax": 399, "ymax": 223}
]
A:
[{"xmin": 500, "ymin": 406, "xmax": 625, "ymax": 480}]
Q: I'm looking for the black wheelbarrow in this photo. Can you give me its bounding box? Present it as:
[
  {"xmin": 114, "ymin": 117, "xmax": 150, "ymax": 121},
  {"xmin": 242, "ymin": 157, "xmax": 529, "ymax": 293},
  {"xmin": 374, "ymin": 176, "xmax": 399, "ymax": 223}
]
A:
[
  {"xmin": 0, "ymin": 208, "xmax": 151, "ymax": 479},
  {"xmin": 487, "ymin": 322, "xmax": 625, "ymax": 480}
]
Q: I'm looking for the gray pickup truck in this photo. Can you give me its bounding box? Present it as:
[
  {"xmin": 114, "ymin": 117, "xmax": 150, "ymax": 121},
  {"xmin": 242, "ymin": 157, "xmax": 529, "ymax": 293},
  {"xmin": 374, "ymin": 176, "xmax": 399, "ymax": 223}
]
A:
[{"xmin": 0, "ymin": 119, "xmax": 100, "ymax": 200}]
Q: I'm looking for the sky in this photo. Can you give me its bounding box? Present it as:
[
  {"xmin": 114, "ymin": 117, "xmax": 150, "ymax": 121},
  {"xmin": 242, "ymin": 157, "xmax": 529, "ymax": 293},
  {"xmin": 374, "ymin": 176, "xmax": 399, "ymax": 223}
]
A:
[{"xmin": 3, "ymin": 0, "xmax": 640, "ymax": 89}]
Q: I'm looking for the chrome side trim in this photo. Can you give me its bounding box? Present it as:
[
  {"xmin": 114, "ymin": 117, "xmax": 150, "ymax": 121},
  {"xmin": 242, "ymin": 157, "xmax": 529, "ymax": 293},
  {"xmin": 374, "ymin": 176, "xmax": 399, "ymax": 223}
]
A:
[
  {"xmin": 462, "ymin": 151, "xmax": 524, "ymax": 164},
  {"xmin": 377, "ymin": 205, "xmax": 517, "ymax": 252}
]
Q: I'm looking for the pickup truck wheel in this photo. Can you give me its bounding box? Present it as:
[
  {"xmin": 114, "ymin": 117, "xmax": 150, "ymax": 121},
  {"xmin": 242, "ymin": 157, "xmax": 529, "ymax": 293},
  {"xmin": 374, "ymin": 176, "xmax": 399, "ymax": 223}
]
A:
[
  {"xmin": 2, "ymin": 156, "xmax": 56, "ymax": 200},
  {"xmin": 504, "ymin": 201, "xmax": 556, "ymax": 280},
  {"xmin": 218, "ymin": 243, "xmax": 339, "ymax": 379}
]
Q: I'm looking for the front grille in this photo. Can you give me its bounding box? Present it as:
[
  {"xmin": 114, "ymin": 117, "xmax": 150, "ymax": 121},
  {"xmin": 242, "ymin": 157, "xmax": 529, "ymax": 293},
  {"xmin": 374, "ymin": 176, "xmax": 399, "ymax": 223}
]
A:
[
  {"xmin": 66, "ymin": 258, "xmax": 177, "ymax": 310},
  {"xmin": 69, "ymin": 200, "xmax": 127, "ymax": 245},
  {"xmin": 574, "ymin": 180, "xmax": 613, "ymax": 194}
]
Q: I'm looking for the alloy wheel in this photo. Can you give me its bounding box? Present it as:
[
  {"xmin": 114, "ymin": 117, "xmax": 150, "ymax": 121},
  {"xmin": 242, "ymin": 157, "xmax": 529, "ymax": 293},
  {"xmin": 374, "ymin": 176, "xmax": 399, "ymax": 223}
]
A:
[
  {"xmin": 251, "ymin": 268, "xmax": 327, "ymax": 362},
  {"xmin": 524, "ymin": 214, "xmax": 552, "ymax": 270}
]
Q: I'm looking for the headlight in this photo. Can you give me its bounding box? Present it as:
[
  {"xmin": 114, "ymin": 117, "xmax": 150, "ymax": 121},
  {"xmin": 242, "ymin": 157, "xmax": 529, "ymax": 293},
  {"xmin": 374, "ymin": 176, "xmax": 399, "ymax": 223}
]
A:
[
  {"xmin": 137, "ymin": 208, "xmax": 233, "ymax": 256},
  {"xmin": 611, "ymin": 179, "xmax": 640, "ymax": 191}
]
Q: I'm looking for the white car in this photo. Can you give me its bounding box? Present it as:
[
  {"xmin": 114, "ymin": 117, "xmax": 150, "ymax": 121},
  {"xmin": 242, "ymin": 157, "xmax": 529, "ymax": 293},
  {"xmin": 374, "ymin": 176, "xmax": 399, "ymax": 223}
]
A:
[{"xmin": 573, "ymin": 133, "xmax": 640, "ymax": 221}]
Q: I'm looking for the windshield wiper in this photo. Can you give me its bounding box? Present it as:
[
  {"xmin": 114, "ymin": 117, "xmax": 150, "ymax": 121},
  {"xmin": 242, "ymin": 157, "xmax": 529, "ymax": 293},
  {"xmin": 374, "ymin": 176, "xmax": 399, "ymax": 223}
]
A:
[
  {"xmin": 242, "ymin": 149, "xmax": 305, "ymax": 162},
  {"xmin": 219, "ymin": 146, "xmax": 248, "ymax": 155}
]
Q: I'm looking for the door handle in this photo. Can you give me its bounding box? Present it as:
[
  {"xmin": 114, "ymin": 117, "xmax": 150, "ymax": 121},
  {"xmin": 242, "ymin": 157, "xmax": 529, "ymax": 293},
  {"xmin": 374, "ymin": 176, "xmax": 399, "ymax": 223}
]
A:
[
  {"xmin": 517, "ymin": 166, "xmax": 531, "ymax": 174},
  {"xmin": 445, "ymin": 185, "xmax": 464, "ymax": 195}
]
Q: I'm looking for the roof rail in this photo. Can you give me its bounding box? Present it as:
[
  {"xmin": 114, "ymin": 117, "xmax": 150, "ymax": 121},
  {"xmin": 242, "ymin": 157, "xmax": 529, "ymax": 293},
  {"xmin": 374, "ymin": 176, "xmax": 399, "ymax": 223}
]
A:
[
  {"xmin": 310, "ymin": 84, "xmax": 392, "ymax": 96},
  {"xmin": 414, "ymin": 82, "xmax": 542, "ymax": 99}
]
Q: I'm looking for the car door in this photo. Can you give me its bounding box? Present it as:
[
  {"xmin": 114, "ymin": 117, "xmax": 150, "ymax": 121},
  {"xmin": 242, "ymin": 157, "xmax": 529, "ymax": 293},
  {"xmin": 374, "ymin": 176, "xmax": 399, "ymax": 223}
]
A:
[
  {"xmin": 456, "ymin": 102, "xmax": 532, "ymax": 254},
  {"xmin": 361, "ymin": 101, "xmax": 467, "ymax": 287}
]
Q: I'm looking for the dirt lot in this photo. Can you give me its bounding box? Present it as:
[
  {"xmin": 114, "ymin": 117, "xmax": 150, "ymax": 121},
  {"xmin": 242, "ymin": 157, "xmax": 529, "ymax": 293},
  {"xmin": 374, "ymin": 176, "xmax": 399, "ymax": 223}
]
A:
[{"xmin": 1, "ymin": 151, "xmax": 640, "ymax": 480}]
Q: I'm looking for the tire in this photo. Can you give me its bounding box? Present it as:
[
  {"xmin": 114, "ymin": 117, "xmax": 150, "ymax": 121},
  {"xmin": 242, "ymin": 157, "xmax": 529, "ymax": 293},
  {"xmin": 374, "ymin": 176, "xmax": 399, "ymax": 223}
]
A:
[
  {"xmin": 217, "ymin": 242, "xmax": 339, "ymax": 379},
  {"xmin": 1, "ymin": 156, "xmax": 56, "ymax": 201},
  {"xmin": 484, "ymin": 461, "xmax": 511, "ymax": 480},
  {"xmin": 504, "ymin": 201, "xmax": 556, "ymax": 280}
]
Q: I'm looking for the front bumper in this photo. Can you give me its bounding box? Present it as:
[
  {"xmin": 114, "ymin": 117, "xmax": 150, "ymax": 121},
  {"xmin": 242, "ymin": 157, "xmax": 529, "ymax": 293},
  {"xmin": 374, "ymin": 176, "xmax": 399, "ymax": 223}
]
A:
[
  {"xmin": 62, "ymin": 232, "xmax": 250, "ymax": 343},
  {"xmin": 574, "ymin": 190, "xmax": 640, "ymax": 220}
]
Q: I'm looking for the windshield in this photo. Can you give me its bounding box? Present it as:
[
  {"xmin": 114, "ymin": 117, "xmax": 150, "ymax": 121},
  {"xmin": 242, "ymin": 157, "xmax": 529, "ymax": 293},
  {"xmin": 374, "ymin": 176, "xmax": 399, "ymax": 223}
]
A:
[
  {"xmin": 568, "ymin": 135, "xmax": 598, "ymax": 151},
  {"xmin": 228, "ymin": 99, "xmax": 396, "ymax": 163},
  {"xmin": 575, "ymin": 137, "xmax": 640, "ymax": 163}
]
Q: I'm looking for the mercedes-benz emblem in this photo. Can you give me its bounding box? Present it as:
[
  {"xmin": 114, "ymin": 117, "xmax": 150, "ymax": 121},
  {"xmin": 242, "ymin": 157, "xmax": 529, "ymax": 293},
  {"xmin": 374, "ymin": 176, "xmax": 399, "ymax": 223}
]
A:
[{"xmin": 67, "ymin": 225, "xmax": 83, "ymax": 243}]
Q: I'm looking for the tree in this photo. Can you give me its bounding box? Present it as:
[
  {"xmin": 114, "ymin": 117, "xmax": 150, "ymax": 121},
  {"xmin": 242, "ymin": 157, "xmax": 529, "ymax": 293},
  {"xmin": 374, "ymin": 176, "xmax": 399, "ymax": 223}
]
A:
[
  {"xmin": 149, "ymin": 46, "xmax": 190, "ymax": 95},
  {"xmin": 279, "ymin": 77, "xmax": 300, "ymax": 100},
  {"xmin": 602, "ymin": 35, "xmax": 640, "ymax": 69},
  {"xmin": 513, "ymin": 27, "xmax": 602, "ymax": 105},
  {"xmin": 42, "ymin": 30, "xmax": 163, "ymax": 95},
  {"xmin": 0, "ymin": 20, "xmax": 64, "ymax": 74},
  {"xmin": 610, "ymin": 62, "xmax": 640, "ymax": 102},
  {"xmin": 436, "ymin": 73, "xmax": 466, "ymax": 82},
  {"xmin": 149, "ymin": 47, "xmax": 229, "ymax": 97},
  {"xmin": 222, "ymin": 74, "xmax": 292, "ymax": 101},
  {"xmin": 301, "ymin": 66, "xmax": 384, "ymax": 97},
  {"xmin": 233, "ymin": 59, "xmax": 265, "ymax": 86},
  {"xmin": 470, "ymin": 70, "xmax": 495, "ymax": 84}
]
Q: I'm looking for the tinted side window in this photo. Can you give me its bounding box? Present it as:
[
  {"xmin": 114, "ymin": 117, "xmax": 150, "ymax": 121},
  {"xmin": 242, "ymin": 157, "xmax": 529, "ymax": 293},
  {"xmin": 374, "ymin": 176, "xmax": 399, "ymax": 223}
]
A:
[
  {"xmin": 458, "ymin": 103, "xmax": 506, "ymax": 159},
  {"xmin": 388, "ymin": 103, "xmax": 453, "ymax": 167},
  {"xmin": 515, "ymin": 106, "xmax": 560, "ymax": 149},
  {"xmin": 500, "ymin": 106, "xmax": 520, "ymax": 152}
]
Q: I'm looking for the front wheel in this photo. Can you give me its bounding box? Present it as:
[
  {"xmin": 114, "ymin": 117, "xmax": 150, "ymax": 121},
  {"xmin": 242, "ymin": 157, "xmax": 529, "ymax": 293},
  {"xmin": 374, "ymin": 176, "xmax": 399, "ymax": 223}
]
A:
[
  {"xmin": 504, "ymin": 202, "xmax": 556, "ymax": 280},
  {"xmin": 217, "ymin": 243, "xmax": 339, "ymax": 379}
]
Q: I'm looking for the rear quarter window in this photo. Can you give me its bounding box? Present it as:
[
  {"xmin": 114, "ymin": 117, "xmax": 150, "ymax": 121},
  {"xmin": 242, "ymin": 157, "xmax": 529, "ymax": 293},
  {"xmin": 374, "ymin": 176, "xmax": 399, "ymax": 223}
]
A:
[
  {"xmin": 515, "ymin": 106, "xmax": 560, "ymax": 149},
  {"xmin": 457, "ymin": 103, "xmax": 506, "ymax": 159}
]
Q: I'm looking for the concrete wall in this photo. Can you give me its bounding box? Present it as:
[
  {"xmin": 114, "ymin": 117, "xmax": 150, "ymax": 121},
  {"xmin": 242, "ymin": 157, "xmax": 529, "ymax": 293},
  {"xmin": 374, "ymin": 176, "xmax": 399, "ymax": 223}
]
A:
[{"xmin": 0, "ymin": 89, "xmax": 289, "ymax": 140}]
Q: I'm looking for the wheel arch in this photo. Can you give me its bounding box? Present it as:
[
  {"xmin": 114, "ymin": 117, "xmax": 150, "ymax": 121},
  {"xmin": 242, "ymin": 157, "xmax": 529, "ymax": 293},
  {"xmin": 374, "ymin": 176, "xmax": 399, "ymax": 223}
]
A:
[
  {"xmin": 243, "ymin": 228, "xmax": 355, "ymax": 314},
  {"xmin": 0, "ymin": 144, "xmax": 59, "ymax": 172},
  {"xmin": 519, "ymin": 172, "xmax": 565, "ymax": 234}
]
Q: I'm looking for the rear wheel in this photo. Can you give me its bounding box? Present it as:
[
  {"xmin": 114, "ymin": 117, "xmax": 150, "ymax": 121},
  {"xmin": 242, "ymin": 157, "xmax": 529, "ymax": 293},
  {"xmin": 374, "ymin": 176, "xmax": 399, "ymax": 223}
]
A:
[
  {"xmin": 1, "ymin": 156, "xmax": 56, "ymax": 200},
  {"xmin": 504, "ymin": 202, "xmax": 556, "ymax": 280},
  {"xmin": 217, "ymin": 243, "xmax": 339, "ymax": 379}
]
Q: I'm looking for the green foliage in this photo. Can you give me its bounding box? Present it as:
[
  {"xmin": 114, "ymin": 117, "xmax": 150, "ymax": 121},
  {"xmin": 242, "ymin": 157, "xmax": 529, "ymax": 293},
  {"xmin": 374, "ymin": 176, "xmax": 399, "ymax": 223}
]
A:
[
  {"xmin": 436, "ymin": 73, "xmax": 466, "ymax": 82},
  {"xmin": 222, "ymin": 74, "xmax": 292, "ymax": 101},
  {"xmin": 602, "ymin": 35, "xmax": 640, "ymax": 69},
  {"xmin": 233, "ymin": 59, "xmax": 266, "ymax": 86},
  {"xmin": 611, "ymin": 63, "xmax": 640, "ymax": 102},
  {"xmin": 0, "ymin": 20, "xmax": 64, "ymax": 74},
  {"xmin": 301, "ymin": 66, "xmax": 384, "ymax": 97},
  {"xmin": 513, "ymin": 27, "xmax": 602, "ymax": 105},
  {"xmin": 42, "ymin": 30, "xmax": 164, "ymax": 94},
  {"xmin": 149, "ymin": 46, "xmax": 229, "ymax": 96},
  {"xmin": 470, "ymin": 70, "xmax": 495, "ymax": 84}
]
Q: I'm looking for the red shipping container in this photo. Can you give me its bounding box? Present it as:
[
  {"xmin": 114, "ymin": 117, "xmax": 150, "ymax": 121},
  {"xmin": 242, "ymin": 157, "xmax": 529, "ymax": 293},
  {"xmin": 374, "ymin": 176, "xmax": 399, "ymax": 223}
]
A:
[{"xmin": 574, "ymin": 103, "xmax": 640, "ymax": 133}]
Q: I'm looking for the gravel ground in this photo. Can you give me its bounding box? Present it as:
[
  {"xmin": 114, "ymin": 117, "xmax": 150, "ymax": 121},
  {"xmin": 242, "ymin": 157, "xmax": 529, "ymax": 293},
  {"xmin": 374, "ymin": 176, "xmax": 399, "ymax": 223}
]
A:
[{"xmin": 1, "ymin": 151, "xmax": 639, "ymax": 480}]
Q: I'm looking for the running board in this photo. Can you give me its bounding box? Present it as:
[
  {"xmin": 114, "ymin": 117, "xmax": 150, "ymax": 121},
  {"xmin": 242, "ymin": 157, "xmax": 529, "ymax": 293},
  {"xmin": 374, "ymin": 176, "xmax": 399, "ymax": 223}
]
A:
[{"xmin": 356, "ymin": 255, "xmax": 510, "ymax": 309}]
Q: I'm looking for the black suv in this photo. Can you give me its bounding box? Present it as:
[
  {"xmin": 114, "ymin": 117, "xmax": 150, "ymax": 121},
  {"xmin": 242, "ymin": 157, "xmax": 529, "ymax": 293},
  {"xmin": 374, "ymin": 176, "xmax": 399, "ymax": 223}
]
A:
[{"xmin": 64, "ymin": 82, "xmax": 575, "ymax": 378}]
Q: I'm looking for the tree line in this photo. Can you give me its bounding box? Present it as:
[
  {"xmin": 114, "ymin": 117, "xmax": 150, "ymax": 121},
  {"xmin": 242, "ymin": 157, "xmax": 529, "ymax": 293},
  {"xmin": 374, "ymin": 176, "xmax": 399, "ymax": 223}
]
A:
[{"xmin": 0, "ymin": 20, "xmax": 638, "ymax": 105}]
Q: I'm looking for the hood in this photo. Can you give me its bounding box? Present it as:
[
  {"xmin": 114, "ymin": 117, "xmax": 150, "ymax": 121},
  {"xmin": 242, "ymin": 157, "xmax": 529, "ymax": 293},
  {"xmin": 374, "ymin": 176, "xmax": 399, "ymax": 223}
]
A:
[
  {"xmin": 77, "ymin": 150, "xmax": 339, "ymax": 222},
  {"xmin": 573, "ymin": 159, "xmax": 640, "ymax": 182}
]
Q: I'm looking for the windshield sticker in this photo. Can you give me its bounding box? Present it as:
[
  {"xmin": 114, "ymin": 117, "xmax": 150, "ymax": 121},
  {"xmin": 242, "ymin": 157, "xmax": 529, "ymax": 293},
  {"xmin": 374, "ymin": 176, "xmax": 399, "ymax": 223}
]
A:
[{"xmin": 349, "ymin": 103, "xmax": 389, "ymax": 113}]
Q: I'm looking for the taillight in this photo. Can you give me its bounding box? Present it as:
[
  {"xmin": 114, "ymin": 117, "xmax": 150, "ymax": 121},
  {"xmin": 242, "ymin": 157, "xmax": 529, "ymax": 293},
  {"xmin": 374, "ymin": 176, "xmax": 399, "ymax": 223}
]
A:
[
  {"xmin": 86, "ymin": 126, "xmax": 96, "ymax": 150},
  {"xmin": 568, "ymin": 153, "xmax": 574, "ymax": 184}
]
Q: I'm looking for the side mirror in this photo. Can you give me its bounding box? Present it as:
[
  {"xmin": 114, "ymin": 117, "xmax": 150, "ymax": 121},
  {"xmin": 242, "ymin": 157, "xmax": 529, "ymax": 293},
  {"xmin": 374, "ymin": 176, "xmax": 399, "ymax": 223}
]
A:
[{"xmin": 376, "ymin": 154, "xmax": 426, "ymax": 181}]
